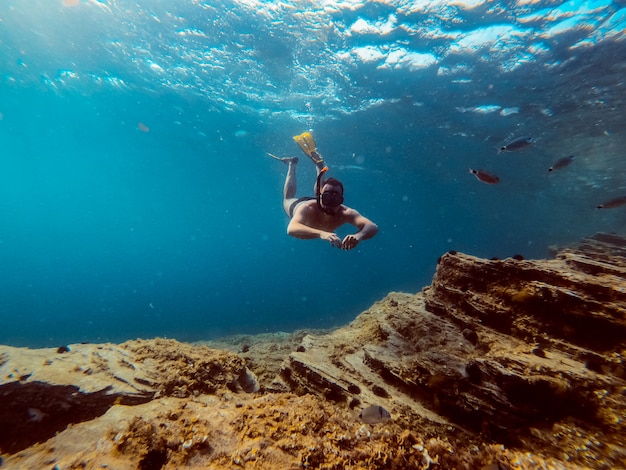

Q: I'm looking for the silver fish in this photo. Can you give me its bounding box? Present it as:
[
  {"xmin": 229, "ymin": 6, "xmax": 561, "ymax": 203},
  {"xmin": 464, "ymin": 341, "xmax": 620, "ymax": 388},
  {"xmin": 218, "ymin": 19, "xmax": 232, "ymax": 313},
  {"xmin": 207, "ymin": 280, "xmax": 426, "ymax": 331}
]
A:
[
  {"xmin": 597, "ymin": 196, "xmax": 626, "ymax": 209},
  {"xmin": 498, "ymin": 136, "xmax": 532, "ymax": 154},
  {"xmin": 334, "ymin": 165, "xmax": 366, "ymax": 171},
  {"xmin": 548, "ymin": 155, "xmax": 574, "ymax": 172},
  {"xmin": 360, "ymin": 405, "xmax": 391, "ymax": 424}
]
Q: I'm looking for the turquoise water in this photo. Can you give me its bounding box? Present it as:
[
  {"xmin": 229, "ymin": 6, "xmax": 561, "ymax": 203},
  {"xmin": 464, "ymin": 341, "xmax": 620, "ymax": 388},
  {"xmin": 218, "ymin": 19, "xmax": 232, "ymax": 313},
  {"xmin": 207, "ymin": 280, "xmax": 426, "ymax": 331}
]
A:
[{"xmin": 1, "ymin": 0, "xmax": 625, "ymax": 346}]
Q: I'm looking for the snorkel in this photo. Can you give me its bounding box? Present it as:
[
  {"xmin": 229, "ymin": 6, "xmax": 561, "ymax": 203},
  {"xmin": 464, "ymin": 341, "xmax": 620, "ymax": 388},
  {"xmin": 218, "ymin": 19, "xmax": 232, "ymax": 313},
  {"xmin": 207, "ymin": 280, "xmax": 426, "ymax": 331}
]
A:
[
  {"xmin": 316, "ymin": 166, "xmax": 345, "ymax": 215},
  {"xmin": 316, "ymin": 166, "xmax": 334, "ymax": 215}
]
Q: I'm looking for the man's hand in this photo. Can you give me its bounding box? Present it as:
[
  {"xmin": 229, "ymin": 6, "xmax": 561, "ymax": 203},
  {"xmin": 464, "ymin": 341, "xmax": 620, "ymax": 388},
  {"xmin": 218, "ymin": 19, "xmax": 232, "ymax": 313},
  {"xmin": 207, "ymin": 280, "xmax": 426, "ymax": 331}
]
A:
[
  {"xmin": 321, "ymin": 232, "xmax": 343, "ymax": 248},
  {"xmin": 342, "ymin": 234, "xmax": 360, "ymax": 251}
]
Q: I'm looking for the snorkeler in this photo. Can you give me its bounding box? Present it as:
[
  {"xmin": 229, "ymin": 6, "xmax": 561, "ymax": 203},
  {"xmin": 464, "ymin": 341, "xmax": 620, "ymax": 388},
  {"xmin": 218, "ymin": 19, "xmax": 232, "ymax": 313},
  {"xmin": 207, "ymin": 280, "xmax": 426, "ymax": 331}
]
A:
[{"xmin": 268, "ymin": 132, "xmax": 378, "ymax": 250}]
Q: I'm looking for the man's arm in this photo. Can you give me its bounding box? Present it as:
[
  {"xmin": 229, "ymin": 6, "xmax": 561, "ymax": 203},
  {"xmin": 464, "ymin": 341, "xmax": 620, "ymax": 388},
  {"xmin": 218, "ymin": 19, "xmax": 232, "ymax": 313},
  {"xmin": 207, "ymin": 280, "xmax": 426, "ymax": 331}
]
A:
[
  {"xmin": 341, "ymin": 210, "xmax": 378, "ymax": 250},
  {"xmin": 353, "ymin": 213, "xmax": 379, "ymax": 240},
  {"xmin": 287, "ymin": 210, "xmax": 343, "ymax": 248}
]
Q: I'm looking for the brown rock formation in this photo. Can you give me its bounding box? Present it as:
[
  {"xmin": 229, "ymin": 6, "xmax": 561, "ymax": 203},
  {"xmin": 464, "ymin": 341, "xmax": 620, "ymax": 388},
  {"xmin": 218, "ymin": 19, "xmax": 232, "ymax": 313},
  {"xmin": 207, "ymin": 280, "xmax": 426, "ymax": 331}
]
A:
[
  {"xmin": 1, "ymin": 234, "xmax": 625, "ymax": 469},
  {"xmin": 274, "ymin": 233, "xmax": 626, "ymax": 468},
  {"xmin": 0, "ymin": 339, "xmax": 255, "ymax": 456}
]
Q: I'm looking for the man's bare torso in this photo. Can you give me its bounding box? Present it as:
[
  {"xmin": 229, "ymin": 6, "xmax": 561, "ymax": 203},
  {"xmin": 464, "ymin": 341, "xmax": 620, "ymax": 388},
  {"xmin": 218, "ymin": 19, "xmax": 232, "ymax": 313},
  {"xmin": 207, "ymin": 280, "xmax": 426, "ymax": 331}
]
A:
[{"xmin": 292, "ymin": 199, "xmax": 355, "ymax": 232}]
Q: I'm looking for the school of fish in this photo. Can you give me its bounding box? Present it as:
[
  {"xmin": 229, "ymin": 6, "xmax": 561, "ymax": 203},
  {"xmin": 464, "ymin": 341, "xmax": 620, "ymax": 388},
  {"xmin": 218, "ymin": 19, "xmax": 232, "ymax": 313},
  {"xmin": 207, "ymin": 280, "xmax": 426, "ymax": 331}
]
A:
[
  {"xmin": 469, "ymin": 136, "xmax": 623, "ymax": 210},
  {"xmin": 470, "ymin": 135, "xmax": 534, "ymax": 185}
]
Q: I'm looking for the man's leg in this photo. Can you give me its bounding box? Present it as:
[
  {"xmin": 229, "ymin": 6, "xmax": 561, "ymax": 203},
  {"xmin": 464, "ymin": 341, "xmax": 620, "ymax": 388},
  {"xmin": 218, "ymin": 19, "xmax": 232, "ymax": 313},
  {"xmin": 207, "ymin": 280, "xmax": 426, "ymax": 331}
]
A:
[{"xmin": 282, "ymin": 158, "xmax": 299, "ymax": 216}]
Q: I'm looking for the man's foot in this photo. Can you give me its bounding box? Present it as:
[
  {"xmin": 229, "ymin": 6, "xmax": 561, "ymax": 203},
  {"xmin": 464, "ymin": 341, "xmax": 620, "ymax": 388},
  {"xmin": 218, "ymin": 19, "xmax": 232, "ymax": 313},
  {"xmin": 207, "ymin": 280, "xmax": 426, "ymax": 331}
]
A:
[
  {"xmin": 281, "ymin": 156, "xmax": 298, "ymax": 165},
  {"xmin": 267, "ymin": 153, "xmax": 298, "ymax": 165},
  {"xmin": 308, "ymin": 151, "xmax": 325, "ymax": 170}
]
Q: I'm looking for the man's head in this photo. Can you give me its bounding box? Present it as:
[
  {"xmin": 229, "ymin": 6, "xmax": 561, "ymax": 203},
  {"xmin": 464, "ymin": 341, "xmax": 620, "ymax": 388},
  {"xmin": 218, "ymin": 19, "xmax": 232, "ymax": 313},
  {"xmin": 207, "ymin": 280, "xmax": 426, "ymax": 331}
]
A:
[{"xmin": 320, "ymin": 177, "xmax": 344, "ymax": 209}]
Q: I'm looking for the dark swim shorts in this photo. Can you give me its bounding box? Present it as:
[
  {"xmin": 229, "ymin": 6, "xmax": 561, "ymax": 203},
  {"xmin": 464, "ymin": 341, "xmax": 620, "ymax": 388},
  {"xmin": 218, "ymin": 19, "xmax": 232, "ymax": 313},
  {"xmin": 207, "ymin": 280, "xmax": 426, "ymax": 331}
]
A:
[{"xmin": 288, "ymin": 197, "xmax": 315, "ymax": 217}]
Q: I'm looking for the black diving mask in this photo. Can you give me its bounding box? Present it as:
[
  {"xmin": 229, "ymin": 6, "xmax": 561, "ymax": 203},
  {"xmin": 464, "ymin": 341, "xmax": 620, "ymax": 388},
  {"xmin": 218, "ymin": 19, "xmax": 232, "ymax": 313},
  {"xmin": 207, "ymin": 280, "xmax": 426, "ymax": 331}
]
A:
[{"xmin": 321, "ymin": 190, "xmax": 344, "ymax": 207}]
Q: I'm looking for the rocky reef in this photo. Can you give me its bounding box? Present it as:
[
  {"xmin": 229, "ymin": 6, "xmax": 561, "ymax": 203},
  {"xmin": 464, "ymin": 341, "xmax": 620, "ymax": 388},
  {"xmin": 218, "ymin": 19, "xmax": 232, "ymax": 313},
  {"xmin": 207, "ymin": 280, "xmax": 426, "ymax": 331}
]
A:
[{"xmin": 1, "ymin": 233, "xmax": 625, "ymax": 469}]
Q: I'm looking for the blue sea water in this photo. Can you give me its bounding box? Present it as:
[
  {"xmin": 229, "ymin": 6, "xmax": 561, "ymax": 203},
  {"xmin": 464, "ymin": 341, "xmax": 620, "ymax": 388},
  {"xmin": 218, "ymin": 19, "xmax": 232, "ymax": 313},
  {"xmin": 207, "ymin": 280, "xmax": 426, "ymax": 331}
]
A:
[{"xmin": 1, "ymin": 0, "xmax": 625, "ymax": 347}]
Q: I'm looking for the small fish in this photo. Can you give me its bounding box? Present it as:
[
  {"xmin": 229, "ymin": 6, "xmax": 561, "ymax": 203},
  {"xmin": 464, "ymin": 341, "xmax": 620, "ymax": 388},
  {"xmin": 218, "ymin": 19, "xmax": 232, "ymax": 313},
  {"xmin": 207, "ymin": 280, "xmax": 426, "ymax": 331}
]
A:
[
  {"xmin": 360, "ymin": 405, "xmax": 391, "ymax": 424},
  {"xmin": 27, "ymin": 408, "xmax": 45, "ymax": 422},
  {"xmin": 597, "ymin": 196, "xmax": 626, "ymax": 209},
  {"xmin": 498, "ymin": 136, "xmax": 532, "ymax": 154},
  {"xmin": 548, "ymin": 155, "xmax": 574, "ymax": 172},
  {"xmin": 469, "ymin": 168, "xmax": 500, "ymax": 184}
]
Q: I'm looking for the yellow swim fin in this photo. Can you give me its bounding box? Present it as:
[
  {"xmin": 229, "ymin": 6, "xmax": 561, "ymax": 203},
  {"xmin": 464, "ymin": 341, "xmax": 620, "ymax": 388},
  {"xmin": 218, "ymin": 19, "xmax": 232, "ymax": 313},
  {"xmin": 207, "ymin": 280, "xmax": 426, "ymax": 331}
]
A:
[{"xmin": 293, "ymin": 132, "xmax": 325, "ymax": 166}]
